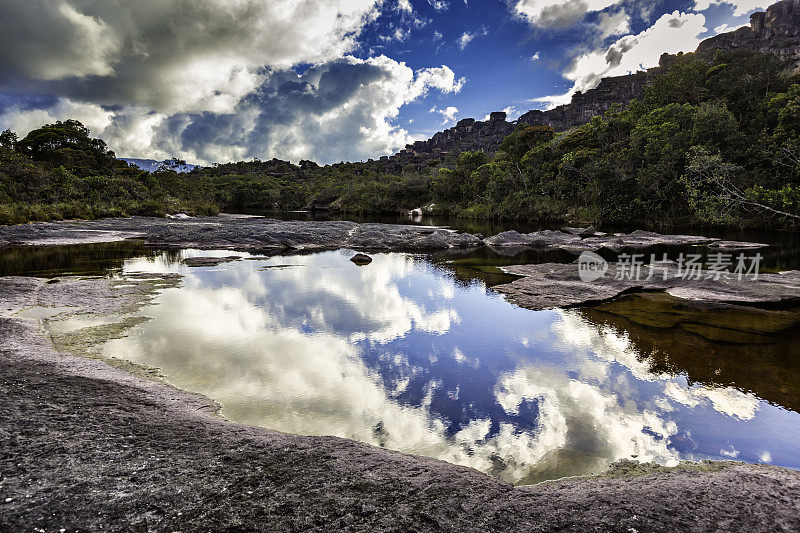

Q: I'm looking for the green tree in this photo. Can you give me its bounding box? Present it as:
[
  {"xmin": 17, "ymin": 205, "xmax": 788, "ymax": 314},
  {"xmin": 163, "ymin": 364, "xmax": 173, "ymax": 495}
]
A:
[
  {"xmin": 498, "ymin": 125, "xmax": 555, "ymax": 163},
  {"xmin": 16, "ymin": 120, "xmax": 122, "ymax": 176},
  {"xmin": 0, "ymin": 129, "xmax": 17, "ymax": 150},
  {"xmin": 682, "ymin": 146, "xmax": 800, "ymax": 223}
]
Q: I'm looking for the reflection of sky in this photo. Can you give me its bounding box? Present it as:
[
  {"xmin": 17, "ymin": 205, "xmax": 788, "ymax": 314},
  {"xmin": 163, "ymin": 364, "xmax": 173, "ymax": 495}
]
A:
[{"xmin": 101, "ymin": 249, "xmax": 800, "ymax": 484}]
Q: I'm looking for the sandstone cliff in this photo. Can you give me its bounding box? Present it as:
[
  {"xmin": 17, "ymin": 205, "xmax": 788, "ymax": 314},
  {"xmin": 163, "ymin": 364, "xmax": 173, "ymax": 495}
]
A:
[{"xmin": 697, "ymin": 0, "xmax": 800, "ymax": 59}]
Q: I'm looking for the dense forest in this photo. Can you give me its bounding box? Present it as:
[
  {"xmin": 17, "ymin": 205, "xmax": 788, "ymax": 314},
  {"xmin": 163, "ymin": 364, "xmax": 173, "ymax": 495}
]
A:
[{"xmin": 1, "ymin": 49, "xmax": 798, "ymax": 228}]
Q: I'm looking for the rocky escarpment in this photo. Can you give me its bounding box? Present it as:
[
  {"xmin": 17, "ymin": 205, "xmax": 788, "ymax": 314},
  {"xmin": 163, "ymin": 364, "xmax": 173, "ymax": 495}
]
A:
[
  {"xmin": 380, "ymin": 112, "xmax": 515, "ymax": 170},
  {"xmin": 698, "ymin": 0, "xmax": 800, "ymax": 61},
  {"xmin": 517, "ymin": 69, "xmax": 662, "ymax": 131}
]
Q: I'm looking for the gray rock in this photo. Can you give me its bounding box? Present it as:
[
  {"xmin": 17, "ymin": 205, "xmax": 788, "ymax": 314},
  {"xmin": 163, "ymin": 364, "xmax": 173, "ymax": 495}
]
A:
[
  {"xmin": 182, "ymin": 256, "xmax": 242, "ymax": 267},
  {"xmin": 484, "ymin": 230, "xmax": 582, "ymax": 249},
  {"xmin": 561, "ymin": 225, "xmax": 596, "ymax": 237},
  {"xmin": 483, "ymin": 230, "xmax": 537, "ymax": 246},
  {"xmin": 485, "ymin": 229, "xmax": 722, "ymax": 254},
  {"xmin": 618, "ymin": 230, "xmax": 718, "ymax": 249},
  {"xmin": 0, "ymin": 217, "xmax": 483, "ymax": 253},
  {"xmin": 708, "ymin": 240, "xmax": 769, "ymax": 250},
  {"xmin": 350, "ymin": 253, "xmax": 373, "ymax": 265},
  {"xmin": 493, "ymin": 262, "xmax": 800, "ymax": 310}
]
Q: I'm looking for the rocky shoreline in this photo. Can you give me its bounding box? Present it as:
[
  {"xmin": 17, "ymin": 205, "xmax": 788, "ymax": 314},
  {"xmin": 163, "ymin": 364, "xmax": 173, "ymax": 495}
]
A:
[
  {"xmin": 0, "ymin": 216, "xmax": 772, "ymax": 256},
  {"xmin": 0, "ymin": 215, "xmax": 484, "ymax": 253},
  {"xmin": 2, "ymin": 218, "xmax": 800, "ymax": 530}
]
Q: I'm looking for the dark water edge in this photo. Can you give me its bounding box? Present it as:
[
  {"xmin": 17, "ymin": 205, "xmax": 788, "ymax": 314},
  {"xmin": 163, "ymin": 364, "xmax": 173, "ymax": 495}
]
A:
[{"xmin": 0, "ymin": 240, "xmax": 175, "ymax": 278}]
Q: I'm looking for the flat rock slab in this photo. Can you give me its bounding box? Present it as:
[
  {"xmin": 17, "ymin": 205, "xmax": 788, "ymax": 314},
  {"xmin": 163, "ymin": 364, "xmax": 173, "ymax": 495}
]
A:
[
  {"xmin": 182, "ymin": 255, "xmax": 243, "ymax": 267},
  {"xmin": 1, "ymin": 274, "xmax": 799, "ymax": 531},
  {"xmin": 0, "ymin": 216, "xmax": 483, "ymax": 252},
  {"xmin": 708, "ymin": 240, "xmax": 770, "ymax": 250},
  {"xmin": 494, "ymin": 263, "xmax": 800, "ymax": 310},
  {"xmin": 0, "ymin": 227, "xmax": 147, "ymax": 246},
  {"xmin": 485, "ymin": 229, "xmax": 726, "ymax": 254}
]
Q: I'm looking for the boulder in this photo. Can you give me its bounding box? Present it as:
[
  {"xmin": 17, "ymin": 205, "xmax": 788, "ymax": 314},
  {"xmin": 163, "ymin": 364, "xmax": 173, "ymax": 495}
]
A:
[
  {"xmin": 561, "ymin": 226, "xmax": 596, "ymax": 237},
  {"xmin": 350, "ymin": 253, "xmax": 373, "ymax": 265},
  {"xmin": 484, "ymin": 229, "xmax": 722, "ymax": 254}
]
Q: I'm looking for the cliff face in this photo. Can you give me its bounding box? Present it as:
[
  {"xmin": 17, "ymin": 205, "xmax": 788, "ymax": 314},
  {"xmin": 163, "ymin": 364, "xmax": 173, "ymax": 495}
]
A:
[
  {"xmin": 382, "ymin": 113, "xmax": 513, "ymax": 167},
  {"xmin": 517, "ymin": 68, "xmax": 663, "ymax": 130},
  {"xmin": 392, "ymin": 0, "xmax": 800, "ymax": 162},
  {"xmin": 698, "ymin": 0, "xmax": 800, "ymax": 59}
]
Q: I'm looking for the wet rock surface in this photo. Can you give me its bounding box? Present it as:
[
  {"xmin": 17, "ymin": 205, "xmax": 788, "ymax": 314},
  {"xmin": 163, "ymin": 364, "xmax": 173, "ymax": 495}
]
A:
[
  {"xmin": 1, "ymin": 276, "xmax": 799, "ymax": 531},
  {"xmin": 484, "ymin": 229, "xmax": 721, "ymax": 254},
  {"xmin": 708, "ymin": 240, "xmax": 770, "ymax": 250},
  {"xmin": 493, "ymin": 263, "xmax": 800, "ymax": 310},
  {"xmin": 350, "ymin": 253, "xmax": 373, "ymax": 265},
  {"xmin": 182, "ymin": 255, "xmax": 243, "ymax": 267},
  {"xmin": 0, "ymin": 216, "xmax": 483, "ymax": 253},
  {"xmin": 2, "ymin": 218, "xmax": 776, "ymax": 258}
]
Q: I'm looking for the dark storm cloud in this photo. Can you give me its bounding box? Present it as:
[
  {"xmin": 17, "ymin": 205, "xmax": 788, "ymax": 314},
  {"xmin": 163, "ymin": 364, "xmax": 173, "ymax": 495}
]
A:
[{"xmin": 177, "ymin": 59, "xmax": 405, "ymax": 162}]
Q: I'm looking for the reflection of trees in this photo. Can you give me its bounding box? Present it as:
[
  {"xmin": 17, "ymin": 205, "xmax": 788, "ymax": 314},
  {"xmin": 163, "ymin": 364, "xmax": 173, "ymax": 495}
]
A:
[
  {"xmin": 0, "ymin": 240, "xmax": 159, "ymax": 277},
  {"xmin": 426, "ymin": 247, "xmax": 576, "ymax": 288},
  {"xmin": 578, "ymin": 292, "xmax": 800, "ymax": 413}
]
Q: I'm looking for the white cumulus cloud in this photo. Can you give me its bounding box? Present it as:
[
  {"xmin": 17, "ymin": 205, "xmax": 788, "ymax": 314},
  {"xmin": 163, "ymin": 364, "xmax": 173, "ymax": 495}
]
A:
[
  {"xmin": 534, "ymin": 11, "xmax": 708, "ymax": 109},
  {"xmin": 693, "ymin": 0, "xmax": 774, "ymax": 16},
  {"xmin": 431, "ymin": 105, "xmax": 459, "ymax": 124},
  {"xmin": 512, "ymin": 0, "xmax": 625, "ymax": 27},
  {"xmin": 0, "ymin": 1, "xmax": 470, "ymax": 164},
  {"xmin": 0, "ymin": 0, "xmax": 472, "ymax": 164},
  {"xmin": 1, "ymin": 57, "xmax": 466, "ymax": 165}
]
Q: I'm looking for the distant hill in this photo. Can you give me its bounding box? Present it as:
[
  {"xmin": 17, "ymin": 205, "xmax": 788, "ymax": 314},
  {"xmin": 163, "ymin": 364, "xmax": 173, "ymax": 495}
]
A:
[{"xmin": 121, "ymin": 158, "xmax": 198, "ymax": 173}]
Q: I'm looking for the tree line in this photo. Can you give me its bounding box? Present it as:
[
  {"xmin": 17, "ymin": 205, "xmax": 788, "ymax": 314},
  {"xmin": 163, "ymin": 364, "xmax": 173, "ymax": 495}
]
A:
[{"xmin": 1, "ymin": 49, "xmax": 798, "ymax": 228}]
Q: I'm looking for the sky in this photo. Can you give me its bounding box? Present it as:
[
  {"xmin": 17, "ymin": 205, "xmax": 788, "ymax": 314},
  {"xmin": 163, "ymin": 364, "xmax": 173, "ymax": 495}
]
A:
[{"xmin": 0, "ymin": 0, "xmax": 777, "ymax": 165}]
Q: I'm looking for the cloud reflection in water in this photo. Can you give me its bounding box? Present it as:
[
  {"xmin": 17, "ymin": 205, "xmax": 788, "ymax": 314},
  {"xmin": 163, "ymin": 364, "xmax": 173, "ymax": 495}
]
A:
[{"xmin": 99, "ymin": 249, "xmax": 800, "ymax": 483}]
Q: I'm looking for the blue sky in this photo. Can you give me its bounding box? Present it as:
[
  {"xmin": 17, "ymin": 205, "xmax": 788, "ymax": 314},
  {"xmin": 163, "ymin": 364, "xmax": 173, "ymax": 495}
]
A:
[
  {"xmin": 0, "ymin": 0, "xmax": 771, "ymax": 164},
  {"xmin": 357, "ymin": 0, "xmax": 754, "ymax": 136}
]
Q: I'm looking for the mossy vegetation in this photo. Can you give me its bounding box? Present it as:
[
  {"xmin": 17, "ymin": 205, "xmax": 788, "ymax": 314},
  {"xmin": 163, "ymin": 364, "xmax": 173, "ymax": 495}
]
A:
[{"xmin": 1, "ymin": 50, "xmax": 799, "ymax": 228}]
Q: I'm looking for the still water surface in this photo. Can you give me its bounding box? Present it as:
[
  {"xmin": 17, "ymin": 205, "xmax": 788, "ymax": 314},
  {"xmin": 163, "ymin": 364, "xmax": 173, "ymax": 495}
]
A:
[{"xmin": 25, "ymin": 245, "xmax": 795, "ymax": 485}]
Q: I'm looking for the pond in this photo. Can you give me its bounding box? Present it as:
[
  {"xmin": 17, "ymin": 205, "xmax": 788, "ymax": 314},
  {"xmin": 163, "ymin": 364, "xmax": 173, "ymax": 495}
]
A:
[{"xmin": 6, "ymin": 241, "xmax": 799, "ymax": 485}]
